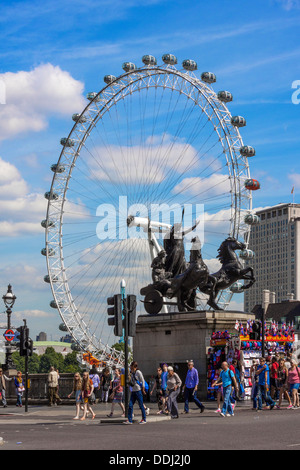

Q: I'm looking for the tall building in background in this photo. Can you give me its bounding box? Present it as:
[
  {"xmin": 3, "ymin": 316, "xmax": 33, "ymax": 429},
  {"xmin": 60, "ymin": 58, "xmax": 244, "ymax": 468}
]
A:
[
  {"xmin": 244, "ymin": 203, "xmax": 300, "ymax": 312},
  {"xmin": 36, "ymin": 331, "xmax": 47, "ymax": 342}
]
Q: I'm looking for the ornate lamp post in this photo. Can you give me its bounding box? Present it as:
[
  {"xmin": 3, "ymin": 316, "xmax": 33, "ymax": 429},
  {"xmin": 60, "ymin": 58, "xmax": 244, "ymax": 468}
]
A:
[{"xmin": 2, "ymin": 284, "xmax": 17, "ymax": 372}]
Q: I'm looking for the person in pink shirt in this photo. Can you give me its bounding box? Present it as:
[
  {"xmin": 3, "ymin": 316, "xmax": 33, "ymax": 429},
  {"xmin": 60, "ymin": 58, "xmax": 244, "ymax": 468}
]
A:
[{"xmin": 288, "ymin": 359, "xmax": 300, "ymax": 409}]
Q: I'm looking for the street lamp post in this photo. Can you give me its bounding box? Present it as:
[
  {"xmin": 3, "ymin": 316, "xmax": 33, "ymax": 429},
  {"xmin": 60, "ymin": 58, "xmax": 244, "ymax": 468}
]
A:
[{"xmin": 2, "ymin": 284, "xmax": 17, "ymax": 373}]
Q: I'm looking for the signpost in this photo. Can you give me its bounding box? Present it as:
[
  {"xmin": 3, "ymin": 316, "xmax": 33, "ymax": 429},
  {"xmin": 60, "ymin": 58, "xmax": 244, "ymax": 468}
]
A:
[{"xmin": 3, "ymin": 329, "xmax": 15, "ymax": 342}]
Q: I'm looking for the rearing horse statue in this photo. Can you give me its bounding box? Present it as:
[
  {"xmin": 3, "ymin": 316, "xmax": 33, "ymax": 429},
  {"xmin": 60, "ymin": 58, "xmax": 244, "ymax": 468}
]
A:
[{"xmin": 200, "ymin": 237, "xmax": 256, "ymax": 310}]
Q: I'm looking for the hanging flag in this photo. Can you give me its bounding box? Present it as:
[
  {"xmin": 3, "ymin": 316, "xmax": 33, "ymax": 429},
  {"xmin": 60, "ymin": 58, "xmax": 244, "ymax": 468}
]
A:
[{"xmin": 291, "ymin": 186, "xmax": 294, "ymax": 194}]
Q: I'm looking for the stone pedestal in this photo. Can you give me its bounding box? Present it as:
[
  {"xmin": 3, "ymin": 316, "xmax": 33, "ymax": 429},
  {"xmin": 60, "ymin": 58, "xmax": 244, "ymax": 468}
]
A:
[{"xmin": 133, "ymin": 310, "xmax": 255, "ymax": 399}]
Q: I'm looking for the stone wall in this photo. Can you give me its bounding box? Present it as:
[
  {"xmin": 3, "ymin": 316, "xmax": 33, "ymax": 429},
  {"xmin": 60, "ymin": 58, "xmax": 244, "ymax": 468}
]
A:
[{"xmin": 4, "ymin": 373, "xmax": 75, "ymax": 403}]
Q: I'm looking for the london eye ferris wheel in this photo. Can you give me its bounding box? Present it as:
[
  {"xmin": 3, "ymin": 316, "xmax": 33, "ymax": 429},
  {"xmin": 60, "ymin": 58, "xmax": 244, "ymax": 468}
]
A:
[{"xmin": 42, "ymin": 53, "xmax": 259, "ymax": 363}]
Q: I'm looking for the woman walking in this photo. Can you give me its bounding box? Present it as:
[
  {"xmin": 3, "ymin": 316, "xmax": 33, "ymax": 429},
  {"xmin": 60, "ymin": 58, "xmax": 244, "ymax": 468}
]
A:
[
  {"xmin": 166, "ymin": 366, "xmax": 182, "ymax": 419},
  {"xmin": 80, "ymin": 371, "xmax": 96, "ymax": 420},
  {"xmin": 150, "ymin": 366, "xmax": 166, "ymax": 414},
  {"xmin": 276, "ymin": 358, "xmax": 292, "ymax": 409},
  {"xmin": 107, "ymin": 368, "xmax": 125, "ymax": 417},
  {"xmin": 101, "ymin": 367, "xmax": 112, "ymax": 403},
  {"xmin": 68, "ymin": 373, "xmax": 83, "ymax": 419},
  {"xmin": 288, "ymin": 359, "xmax": 300, "ymax": 409},
  {"xmin": 211, "ymin": 368, "xmax": 223, "ymax": 413},
  {"xmin": 14, "ymin": 371, "xmax": 25, "ymax": 407}
]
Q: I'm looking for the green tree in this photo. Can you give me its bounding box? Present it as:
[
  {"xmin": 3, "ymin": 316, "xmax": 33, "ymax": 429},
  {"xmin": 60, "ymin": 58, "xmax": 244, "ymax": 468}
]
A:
[
  {"xmin": 63, "ymin": 351, "xmax": 83, "ymax": 373},
  {"xmin": 11, "ymin": 352, "xmax": 40, "ymax": 374},
  {"xmin": 38, "ymin": 347, "xmax": 64, "ymax": 373}
]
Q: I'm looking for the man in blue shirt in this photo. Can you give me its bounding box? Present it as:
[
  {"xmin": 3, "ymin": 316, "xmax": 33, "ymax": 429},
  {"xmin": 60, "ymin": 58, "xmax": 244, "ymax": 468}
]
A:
[
  {"xmin": 255, "ymin": 357, "xmax": 275, "ymax": 411},
  {"xmin": 182, "ymin": 360, "xmax": 205, "ymax": 414}
]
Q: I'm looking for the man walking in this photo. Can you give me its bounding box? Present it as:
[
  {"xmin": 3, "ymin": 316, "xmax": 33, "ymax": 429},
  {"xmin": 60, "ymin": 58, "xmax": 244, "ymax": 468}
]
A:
[
  {"xmin": 0, "ymin": 368, "xmax": 12, "ymax": 408},
  {"xmin": 123, "ymin": 361, "xmax": 147, "ymax": 424},
  {"xmin": 182, "ymin": 360, "xmax": 205, "ymax": 414},
  {"xmin": 255, "ymin": 357, "xmax": 276, "ymax": 411},
  {"xmin": 47, "ymin": 366, "xmax": 62, "ymax": 406}
]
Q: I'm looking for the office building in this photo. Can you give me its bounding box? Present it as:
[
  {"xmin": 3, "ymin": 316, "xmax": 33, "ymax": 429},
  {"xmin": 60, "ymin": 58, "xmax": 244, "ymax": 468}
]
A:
[{"xmin": 244, "ymin": 203, "xmax": 300, "ymax": 312}]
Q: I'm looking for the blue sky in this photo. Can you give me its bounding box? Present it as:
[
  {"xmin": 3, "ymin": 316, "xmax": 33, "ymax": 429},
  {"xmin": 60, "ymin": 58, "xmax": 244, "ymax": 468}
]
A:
[{"xmin": 0, "ymin": 0, "xmax": 300, "ymax": 342}]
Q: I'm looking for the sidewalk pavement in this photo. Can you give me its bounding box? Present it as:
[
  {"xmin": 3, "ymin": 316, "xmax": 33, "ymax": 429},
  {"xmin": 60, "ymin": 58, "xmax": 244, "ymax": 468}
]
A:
[{"xmin": 0, "ymin": 400, "xmax": 254, "ymax": 425}]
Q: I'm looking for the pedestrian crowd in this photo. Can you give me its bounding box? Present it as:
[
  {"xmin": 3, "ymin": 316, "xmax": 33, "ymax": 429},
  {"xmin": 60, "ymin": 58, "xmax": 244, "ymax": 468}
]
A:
[
  {"xmin": 1, "ymin": 355, "xmax": 299, "ymax": 422},
  {"xmin": 211, "ymin": 353, "xmax": 300, "ymax": 416}
]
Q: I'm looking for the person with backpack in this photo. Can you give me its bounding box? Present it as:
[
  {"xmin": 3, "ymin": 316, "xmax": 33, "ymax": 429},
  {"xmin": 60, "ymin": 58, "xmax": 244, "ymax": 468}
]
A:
[
  {"xmin": 80, "ymin": 371, "xmax": 96, "ymax": 420},
  {"xmin": 123, "ymin": 361, "xmax": 147, "ymax": 425},
  {"xmin": 255, "ymin": 357, "xmax": 276, "ymax": 411},
  {"xmin": 213, "ymin": 362, "xmax": 238, "ymax": 417},
  {"xmin": 89, "ymin": 367, "xmax": 100, "ymax": 404}
]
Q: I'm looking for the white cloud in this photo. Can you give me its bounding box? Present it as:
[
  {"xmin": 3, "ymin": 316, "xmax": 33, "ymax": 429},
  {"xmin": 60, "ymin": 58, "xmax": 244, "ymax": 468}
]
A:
[
  {"xmin": 0, "ymin": 63, "xmax": 85, "ymax": 140},
  {"xmin": 0, "ymin": 157, "xmax": 46, "ymax": 236},
  {"xmin": 87, "ymin": 134, "xmax": 199, "ymax": 184},
  {"xmin": 13, "ymin": 309, "xmax": 54, "ymax": 321},
  {"xmin": 173, "ymin": 174, "xmax": 231, "ymax": 198},
  {"xmin": 288, "ymin": 173, "xmax": 300, "ymax": 188},
  {"xmin": 275, "ymin": 0, "xmax": 300, "ymax": 10}
]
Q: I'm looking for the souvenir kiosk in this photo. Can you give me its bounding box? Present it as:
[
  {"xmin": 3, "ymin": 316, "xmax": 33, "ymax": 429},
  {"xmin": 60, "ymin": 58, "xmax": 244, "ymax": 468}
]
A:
[{"xmin": 207, "ymin": 320, "xmax": 296, "ymax": 400}]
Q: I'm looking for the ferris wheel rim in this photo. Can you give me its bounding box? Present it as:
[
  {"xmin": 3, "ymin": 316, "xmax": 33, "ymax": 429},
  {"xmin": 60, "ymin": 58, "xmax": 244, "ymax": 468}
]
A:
[{"xmin": 45, "ymin": 59, "xmax": 253, "ymax": 358}]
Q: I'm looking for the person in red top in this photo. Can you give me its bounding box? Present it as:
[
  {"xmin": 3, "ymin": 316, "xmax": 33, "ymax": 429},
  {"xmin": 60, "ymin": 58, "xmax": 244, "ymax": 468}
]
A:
[
  {"xmin": 229, "ymin": 360, "xmax": 237, "ymax": 374},
  {"xmin": 270, "ymin": 356, "xmax": 279, "ymax": 400}
]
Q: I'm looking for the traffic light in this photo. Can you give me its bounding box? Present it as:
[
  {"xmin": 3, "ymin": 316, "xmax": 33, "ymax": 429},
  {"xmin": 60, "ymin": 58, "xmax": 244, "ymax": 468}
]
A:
[
  {"xmin": 16, "ymin": 325, "xmax": 33, "ymax": 356},
  {"xmin": 107, "ymin": 294, "xmax": 122, "ymax": 337},
  {"xmin": 126, "ymin": 294, "xmax": 137, "ymax": 337},
  {"xmin": 25, "ymin": 337, "xmax": 33, "ymax": 357},
  {"xmin": 250, "ymin": 321, "xmax": 261, "ymax": 340},
  {"xmin": 16, "ymin": 325, "xmax": 27, "ymax": 356}
]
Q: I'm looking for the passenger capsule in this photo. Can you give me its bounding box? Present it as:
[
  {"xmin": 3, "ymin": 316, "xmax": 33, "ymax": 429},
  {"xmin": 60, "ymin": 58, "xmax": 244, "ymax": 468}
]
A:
[
  {"xmin": 231, "ymin": 116, "xmax": 246, "ymax": 127},
  {"xmin": 72, "ymin": 113, "xmax": 87, "ymax": 123},
  {"xmin": 230, "ymin": 281, "xmax": 244, "ymax": 293},
  {"xmin": 104, "ymin": 75, "xmax": 116, "ymax": 84},
  {"xmin": 44, "ymin": 274, "xmax": 58, "ymax": 283},
  {"xmin": 239, "ymin": 249, "xmax": 255, "ymax": 260},
  {"xmin": 201, "ymin": 72, "xmax": 216, "ymax": 84},
  {"xmin": 217, "ymin": 91, "xmax": 233, "ymax": 103},
  {"xmin": 60, "ymin": 137, "xmax": 75, "ymax": 147},
  {"xmin": 122, "ymin": 62, "xmax": 136, "ymax": 72},
  {"xmin": 162, "ymin": 54, "xmax": 177, "ymax": 65},
  {"xmin": 41, "ymin": 219, "xmax": 55, "ymax": 228},
  {"xmin": 86, "ymin": 92, "xmax": 101, "ymax": 102},
  {"xmin": 142, "ymin": 55, "xmax": 157, "ymax": 66},
  {"xmin": 244, "ymin": 214, "xmax": 260, "ymax": 225},
  {"xmin": 244, "ymin": 179, "xmax": 260, "ymax": 191},
  {"xmin": 182, "ymin": 59, "xmax": 197, "ymax": 71},
  {"xmin": 50, "ymin": 300, "xmax": 64, "ymax": 309},
  {"xmin": 51, "ymin": 163, "xmax": 65, "ymax": 173},
  {"xmin": 59, "ymin": 322, "xmax": 68, "ymax": 332},
  {"xmin": 41, "ymin": 248, "xmax": 55, "ymax": 257},
  {"xmin": 240, "ymin": 146, "xmax": 255, "ymax": 157},
  {"xmin": 44, "ymin": 191, "xmax": 59, "ymax": 201}
]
